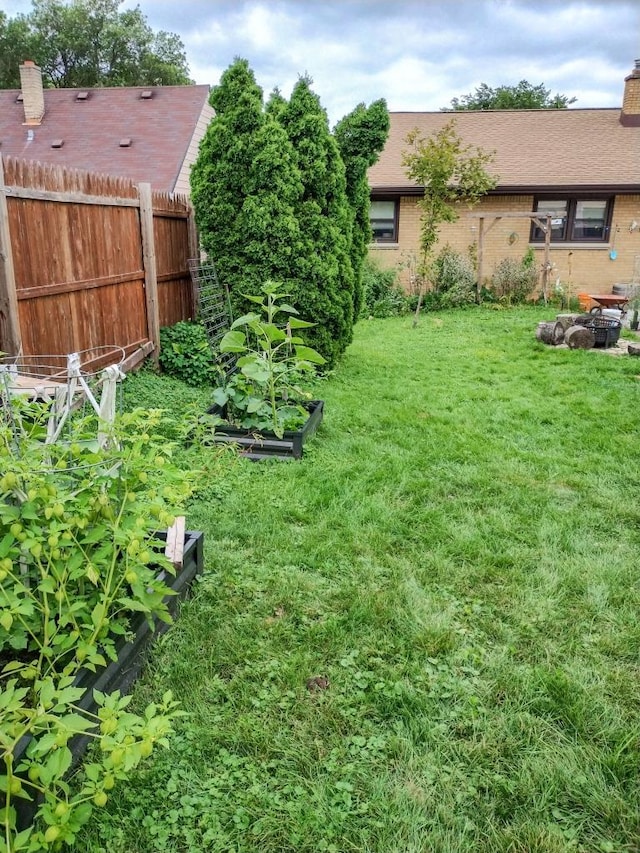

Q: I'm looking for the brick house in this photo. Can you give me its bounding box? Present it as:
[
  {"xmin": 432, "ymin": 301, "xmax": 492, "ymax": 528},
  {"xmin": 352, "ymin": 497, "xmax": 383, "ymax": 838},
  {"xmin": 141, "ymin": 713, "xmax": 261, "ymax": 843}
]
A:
[
  {"xmin": 368, "ymin": 61, "xmax": 640, "ymax": 295},
  {"xmin": 0, "ymin": 61, "xmax": 213, "ymax": 196}
]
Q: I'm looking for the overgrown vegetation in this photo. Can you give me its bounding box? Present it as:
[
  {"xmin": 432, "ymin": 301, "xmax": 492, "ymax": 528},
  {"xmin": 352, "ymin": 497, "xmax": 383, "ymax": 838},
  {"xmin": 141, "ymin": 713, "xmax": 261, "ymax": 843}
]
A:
[
  {"xmin": 159, "ymin": 321, "xmax": 215, "ymax": 387},
  {"xmin": 360, "ymin": 258, "xmax": 408, "ymax": 318},
  {"xmin": 426, "ymin": 244, "xmax": 477, "ymax": 309},
  {"xmin": 488, "ymin": 248, "xmax": 538, "ymax": 303},
  {"xmin": 72, "ymin": 308, "xmax": 640, "ymax": 853},
  {"xmin": 0, "ymin": 402, "xmax": 196, "ymax": 851}
]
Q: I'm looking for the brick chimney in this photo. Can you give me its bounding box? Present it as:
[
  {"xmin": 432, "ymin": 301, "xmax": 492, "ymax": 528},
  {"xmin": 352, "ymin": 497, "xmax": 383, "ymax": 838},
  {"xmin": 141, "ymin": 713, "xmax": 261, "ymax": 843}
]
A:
[
  {"xmin": 19, "ymin": 60, "xmax": 45, "ymax": 126},
  {"xmin": 620, "ymin": 59, "xmax": 640, "ymax": 126}
]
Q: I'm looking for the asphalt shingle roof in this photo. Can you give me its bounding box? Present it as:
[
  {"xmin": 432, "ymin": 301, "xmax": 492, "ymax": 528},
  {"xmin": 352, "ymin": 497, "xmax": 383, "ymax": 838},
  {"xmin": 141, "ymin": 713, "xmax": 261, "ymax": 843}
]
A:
[
  {"xmin": 369, "ymin": 109, "xmax": 640, "ymax": 193},
  {"xmin": 0, "ymin": 84, "xmax": 211, "ymax": 193}
]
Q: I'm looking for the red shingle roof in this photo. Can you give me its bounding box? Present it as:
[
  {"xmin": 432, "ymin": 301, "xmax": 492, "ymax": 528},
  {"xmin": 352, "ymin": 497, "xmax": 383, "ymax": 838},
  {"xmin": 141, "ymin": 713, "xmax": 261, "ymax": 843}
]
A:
[
  {"xmin": 0, "ymin": 84, "xmax": 212, "ymax": 193},
  {"xmin": 369, "ymin": 109, "xmax": 640, "ymax": 193}
]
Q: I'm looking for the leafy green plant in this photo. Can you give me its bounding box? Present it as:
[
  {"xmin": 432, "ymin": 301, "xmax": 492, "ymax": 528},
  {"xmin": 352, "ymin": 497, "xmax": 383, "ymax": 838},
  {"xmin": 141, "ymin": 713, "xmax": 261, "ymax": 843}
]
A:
[
  {"xmin": 214, "ymin": 281, "xmax": 325, "ymax": 438},
  {"xmin": 0, "ymin": 400, "xmax": 195, "ymax": 851},
  {"xmin": 159, "ymin": 322, "xmax": 215, "ymax": 387},
  {"xmin": 431, "ymin": 245, "xmax": 477, "ymax": 308},
  {"xmin": 489, "ymin": 248, "xmax": 538, "ymax": 303},
  {"xmin": 360, "ymin": 258, "xmax": 408, "ymax": 318}
]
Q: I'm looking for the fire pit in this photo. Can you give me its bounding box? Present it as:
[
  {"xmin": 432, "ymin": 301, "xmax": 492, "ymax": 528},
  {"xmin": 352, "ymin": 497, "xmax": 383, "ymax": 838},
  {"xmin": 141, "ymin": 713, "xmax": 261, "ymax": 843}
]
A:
[{"xmin": 573, "ymin": 314, "xmax": 622, "ymax": 348}]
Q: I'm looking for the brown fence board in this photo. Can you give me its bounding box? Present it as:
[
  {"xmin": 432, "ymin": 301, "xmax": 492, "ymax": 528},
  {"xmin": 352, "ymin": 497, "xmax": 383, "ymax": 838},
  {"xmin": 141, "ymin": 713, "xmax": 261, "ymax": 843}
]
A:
[{"xmin": 0, "ymin": 155, "xmax": 196, "ymax": 361}]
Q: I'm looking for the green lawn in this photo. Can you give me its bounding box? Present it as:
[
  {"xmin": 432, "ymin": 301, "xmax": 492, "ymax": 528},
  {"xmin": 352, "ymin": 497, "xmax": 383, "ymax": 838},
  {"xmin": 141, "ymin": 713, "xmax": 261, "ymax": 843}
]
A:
[{"xmin": 76, "ymin": 307, "xmax": 640, "ymax": 853}]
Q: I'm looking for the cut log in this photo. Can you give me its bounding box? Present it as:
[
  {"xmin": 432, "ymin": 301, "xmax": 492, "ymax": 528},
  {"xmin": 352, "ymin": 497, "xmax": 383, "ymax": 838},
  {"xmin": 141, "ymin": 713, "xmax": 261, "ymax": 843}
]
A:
[
  {"xmin": 556, "ymin": 313, "xmax": 580, "ymax": 331},
  {"xmin": 564, "ymin": 325, "xmax": 595, "ymax": 349},
  {"xmin": 536, "ymin": 321, "xmax": 564, "ymax": 345}
]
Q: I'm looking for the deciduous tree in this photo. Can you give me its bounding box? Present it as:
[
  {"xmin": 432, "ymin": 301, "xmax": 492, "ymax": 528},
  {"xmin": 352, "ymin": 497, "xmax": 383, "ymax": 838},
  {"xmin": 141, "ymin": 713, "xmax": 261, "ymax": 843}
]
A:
[
  {"xmin": 402, "ymin": 119, "xmax": 498, "ymax": 324},
  {"xmin": 445, "ymin": 80, "xmax": 576, "ymax": 111},
  {"xmin": 0, "ymin": 0, "xmax": 191, "ymax": 88}
]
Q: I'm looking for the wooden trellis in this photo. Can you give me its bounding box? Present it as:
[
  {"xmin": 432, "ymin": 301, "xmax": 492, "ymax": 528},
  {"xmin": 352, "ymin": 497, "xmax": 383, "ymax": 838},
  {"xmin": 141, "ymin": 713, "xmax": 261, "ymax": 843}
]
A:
[{"xmin": 468, "ymin": 211, "xmax": 558, "ymax": 301}]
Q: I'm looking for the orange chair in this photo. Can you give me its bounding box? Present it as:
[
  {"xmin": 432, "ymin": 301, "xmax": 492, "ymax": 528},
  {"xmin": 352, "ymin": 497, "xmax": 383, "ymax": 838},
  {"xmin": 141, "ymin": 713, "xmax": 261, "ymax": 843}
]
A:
[{"xmin": 577, "ymin": 292, "xmax": 598, "ymax": 312}]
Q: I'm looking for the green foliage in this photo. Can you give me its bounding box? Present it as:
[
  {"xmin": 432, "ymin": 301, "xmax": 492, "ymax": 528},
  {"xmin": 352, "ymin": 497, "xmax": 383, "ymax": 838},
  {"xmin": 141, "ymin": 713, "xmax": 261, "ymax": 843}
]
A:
[
  {"xmin": 275, "ymin": 76, "xmax": 356, "ymax": 368},
  {"xmin": 489, "ymin": 249, "xmax": 539, "ymax": 303},
  {"xmin": 214, "ymin": 281, "xmax": 324, "ymax": 438},
  {"xmin": 402, "ymin": 120, "xmax": 497, "ymax": 323},
  {"xmin": 360, "ymin": 258, "xmax": 408, "ymax": 318},
  {"xmin": 430, "ymin": 244, "xmax": 477, "ymax": 308},
  {"xmin": 0, "ymin": 0, "xmax": 191, "ymax": 88},
  {"xmin": 0, "ymin": 401, "xmax": 195, "ymax": 851},
  {"xmin": 190, "ymin": 60, "xmax": 307, "ymax": 346},
  {"xmin": 192, "ymin": 59, "xmax": 380, "ymax": 370},
  {"xmin": 159, "ymin": 322, "xmax": 215, "ymax": 388},
  {"xmin": 334, "ymin": 99, "xmax": 390, "ymax": 320},
  {"xmin": 445, "ymin": 80, "xmax": 577, "ymax": 111}
]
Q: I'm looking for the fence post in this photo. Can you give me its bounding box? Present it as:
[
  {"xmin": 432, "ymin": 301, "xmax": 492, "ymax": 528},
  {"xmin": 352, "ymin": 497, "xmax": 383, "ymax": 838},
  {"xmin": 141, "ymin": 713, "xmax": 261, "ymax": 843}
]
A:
[
  {"xmin": 0, "ymin": 155, "xmax": 22, "ymax": 355},
  {"xmin": 138, "ymin": 182, "xmax": 160, "ymax": 364}
]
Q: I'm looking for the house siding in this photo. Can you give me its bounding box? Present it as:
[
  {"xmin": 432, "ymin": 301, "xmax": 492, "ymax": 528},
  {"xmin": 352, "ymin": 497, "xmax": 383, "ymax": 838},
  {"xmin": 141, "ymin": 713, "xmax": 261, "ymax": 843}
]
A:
[
  {"xmin": 173, "ymin": 101, "xmax": 215, "ymax": 197},
  {"xmin": 369, "ymin": 193, "xmax": 640, "ymax": 294}
]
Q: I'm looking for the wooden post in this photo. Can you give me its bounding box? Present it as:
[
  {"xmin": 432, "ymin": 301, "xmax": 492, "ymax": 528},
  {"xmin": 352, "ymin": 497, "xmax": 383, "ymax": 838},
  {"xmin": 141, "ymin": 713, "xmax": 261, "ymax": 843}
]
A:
[
  {"xmin": 187, "ymin": 205, "xmax": 200, "ymax": 319},
  {"xmin": 138, "ymin": 182, "xmax": 160, "ymax": 363},
  {"xmin": 0, "ymin": 155, "xmax": 22, "ymax": 355},
  {"xmin": 542, "ymin": 214, "xmax": 552, "ymax": 304},
  {"xmin": 476, "ymin": 216, "xmax": 485, "ymax": 304}
]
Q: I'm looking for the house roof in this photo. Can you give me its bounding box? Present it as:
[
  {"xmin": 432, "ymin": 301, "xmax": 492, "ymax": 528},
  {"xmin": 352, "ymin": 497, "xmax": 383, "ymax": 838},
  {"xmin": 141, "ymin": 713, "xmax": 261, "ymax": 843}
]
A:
[
  {"xmin": 368, "ymin": 108, "xmax": 640, "ymax": 195},
  {"xmin": 0, "ymin": 84, "xmax": 213, "ymax": 194}
]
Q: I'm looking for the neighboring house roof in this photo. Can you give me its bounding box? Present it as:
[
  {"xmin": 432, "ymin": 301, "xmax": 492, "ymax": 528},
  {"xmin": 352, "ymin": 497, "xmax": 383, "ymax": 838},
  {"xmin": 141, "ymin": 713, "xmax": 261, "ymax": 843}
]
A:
[
  {"xmin": 0, "ymin": 81, "xmax": 214, "ymax": 195},
  {"xmin": 369, "ymin": 108, "xmax": 640, "ymax": 195}
]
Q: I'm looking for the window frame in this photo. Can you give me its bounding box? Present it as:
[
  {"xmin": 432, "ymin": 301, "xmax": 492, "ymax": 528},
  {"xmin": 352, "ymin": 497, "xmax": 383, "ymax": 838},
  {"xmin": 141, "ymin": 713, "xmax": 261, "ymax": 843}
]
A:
[
  {"xmin": 369, "ymin": 197, "xmax": 399, "ymax": 243},
  {"xmin": 530, "ymin": 195, "xmax": 613, "ymax": 244}
]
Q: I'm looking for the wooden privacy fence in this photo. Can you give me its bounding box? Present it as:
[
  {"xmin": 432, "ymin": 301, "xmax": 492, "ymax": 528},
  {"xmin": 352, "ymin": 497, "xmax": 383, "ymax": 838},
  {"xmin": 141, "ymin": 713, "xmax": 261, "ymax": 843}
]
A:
[{"xmin": 0, "ymin": 154, "xmax": 198, "ymax": 370}]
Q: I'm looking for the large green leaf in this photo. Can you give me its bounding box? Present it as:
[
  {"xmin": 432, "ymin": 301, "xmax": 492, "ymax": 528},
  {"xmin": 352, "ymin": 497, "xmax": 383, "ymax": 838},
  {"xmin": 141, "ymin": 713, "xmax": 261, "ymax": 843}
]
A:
[
  {"xmin": 220, "ymin": 330, "xmax": 247, "ymax": 353},
  {"xmin": 294, "ymin": 345, "xmax": 326, "ymax": 365},
  {"xmin": 262, "ymin": 323, "xmax": 287, "ymax": 343},
  {"xmin": 288, "ymin": 317, "xmax": 314, "ymax": 329},
  {"xmin": 231, "ymin": 312, "xmax": 260, "ymax": 329}
]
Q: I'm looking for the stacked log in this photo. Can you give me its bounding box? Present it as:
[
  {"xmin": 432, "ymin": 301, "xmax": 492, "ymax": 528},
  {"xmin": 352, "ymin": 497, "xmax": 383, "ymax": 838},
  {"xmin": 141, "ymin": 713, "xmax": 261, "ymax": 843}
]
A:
[
  {"xmin": 536, "ymin": 321, "xmax": 564, "ymax": 346},
  {"xmin": 564, "ymin": 325, "xmax": 595, "ymax": 349},
  {"xmin": 556, "ymin": 313, "xmax": 581, "ymax": 331}
]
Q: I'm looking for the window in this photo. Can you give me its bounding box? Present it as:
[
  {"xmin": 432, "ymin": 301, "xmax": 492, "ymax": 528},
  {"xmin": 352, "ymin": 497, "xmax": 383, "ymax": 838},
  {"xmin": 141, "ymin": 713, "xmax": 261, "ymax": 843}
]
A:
[
  {"xmin": 531, "ymin": 197, "xmax": 612, "ymax": 243},
  {"xmin": 370, "ymin": 199, "xmax": 398, "ymax": 242}
]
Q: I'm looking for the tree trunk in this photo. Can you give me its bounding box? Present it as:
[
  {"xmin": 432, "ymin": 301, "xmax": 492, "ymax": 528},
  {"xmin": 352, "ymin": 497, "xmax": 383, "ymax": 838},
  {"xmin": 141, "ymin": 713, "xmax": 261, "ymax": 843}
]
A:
[
  {"xmin": 536, "ymin": 321, "xmax": 564, "ymax": 345},
  {"xmin": 564, "ymin": 325, "xmax": 595, "ymax": 349}
]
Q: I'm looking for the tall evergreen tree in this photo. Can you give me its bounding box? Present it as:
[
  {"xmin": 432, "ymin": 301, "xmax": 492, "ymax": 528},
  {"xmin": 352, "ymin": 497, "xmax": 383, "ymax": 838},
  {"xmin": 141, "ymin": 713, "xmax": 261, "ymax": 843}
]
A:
[
  {"xmin": 190, "ymin": 59, "xmax": 304, "ymax": 320},
  {"xmin": 276, "ymin": 76, "xmax": 355, "ymax": 367},
  {"xmin": 334, "ymin": 100, "xmax": 390, "ymax": 319}
]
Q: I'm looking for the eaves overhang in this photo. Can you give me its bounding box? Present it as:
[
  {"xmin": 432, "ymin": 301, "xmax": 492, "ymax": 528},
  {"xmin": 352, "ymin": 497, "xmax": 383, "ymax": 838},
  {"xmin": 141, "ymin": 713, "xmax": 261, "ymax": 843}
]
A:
[{"xmin": 370, "ymin": 184, "xmax": 640, "ymax": 197}]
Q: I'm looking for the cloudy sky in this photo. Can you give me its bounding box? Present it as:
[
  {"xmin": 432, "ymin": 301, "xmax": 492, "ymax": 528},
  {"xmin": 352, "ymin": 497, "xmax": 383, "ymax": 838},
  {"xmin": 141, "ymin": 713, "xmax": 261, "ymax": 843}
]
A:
[{"xmin": 3, "ymin": 0, "xmax": 639, "ymax": 125}]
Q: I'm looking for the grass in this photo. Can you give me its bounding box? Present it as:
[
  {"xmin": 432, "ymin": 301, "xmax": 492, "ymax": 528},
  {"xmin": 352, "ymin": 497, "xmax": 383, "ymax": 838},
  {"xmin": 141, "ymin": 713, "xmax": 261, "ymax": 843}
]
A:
[{"xmin": 74, "ymin": 306, "xmax": 640, "ymax": 853}]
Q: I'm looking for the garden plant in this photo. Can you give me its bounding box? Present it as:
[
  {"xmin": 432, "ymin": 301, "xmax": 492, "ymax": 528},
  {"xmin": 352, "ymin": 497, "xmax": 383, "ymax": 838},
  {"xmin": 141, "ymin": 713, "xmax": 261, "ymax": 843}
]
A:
[
  {"xmin": 0, "ymin": 399, "xmax": 196, "ymax": 852},
  {"xmin": 213, "ymin": 281, "xmax": 325, "ymax": 438}
]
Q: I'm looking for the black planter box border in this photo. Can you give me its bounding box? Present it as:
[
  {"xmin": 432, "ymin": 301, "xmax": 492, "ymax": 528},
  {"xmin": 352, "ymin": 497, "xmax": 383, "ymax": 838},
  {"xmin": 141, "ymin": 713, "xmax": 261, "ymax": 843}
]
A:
[
  {"xmin": 207, "ymin": 399, "xmax": 324, "ymax": 460},
  {"xmin": 12, "ymin": 530, "xmax": 204, "ymax": 829}
]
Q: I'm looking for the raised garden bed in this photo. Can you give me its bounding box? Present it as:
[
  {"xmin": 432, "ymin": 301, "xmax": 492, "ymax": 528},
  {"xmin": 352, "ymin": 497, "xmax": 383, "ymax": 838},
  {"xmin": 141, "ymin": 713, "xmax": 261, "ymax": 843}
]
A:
[{"xmin": 207, "ymin": 400, "xmax": 324, "ymax": 460}]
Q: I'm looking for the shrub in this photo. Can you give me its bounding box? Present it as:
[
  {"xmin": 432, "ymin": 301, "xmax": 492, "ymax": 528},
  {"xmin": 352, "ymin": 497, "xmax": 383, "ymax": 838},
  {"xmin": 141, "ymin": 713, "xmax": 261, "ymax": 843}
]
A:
[
  {"xmin": 0, "ymin": 401, "xmax": 194, "ymax": 851},
  {"xmin": 361, "ymin": 259, "xmax": 408, "ymax": 318},
  {"xmin": 159, "ymin": 321, "xmax": 216, "ymax": 387},
  {"xmin": 489, "ymin": 249, "xmax": 538, "ymax": 303},
  {"xmin": 431, "ymin": 245, "xmax": 477, "ymax": 308}
]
